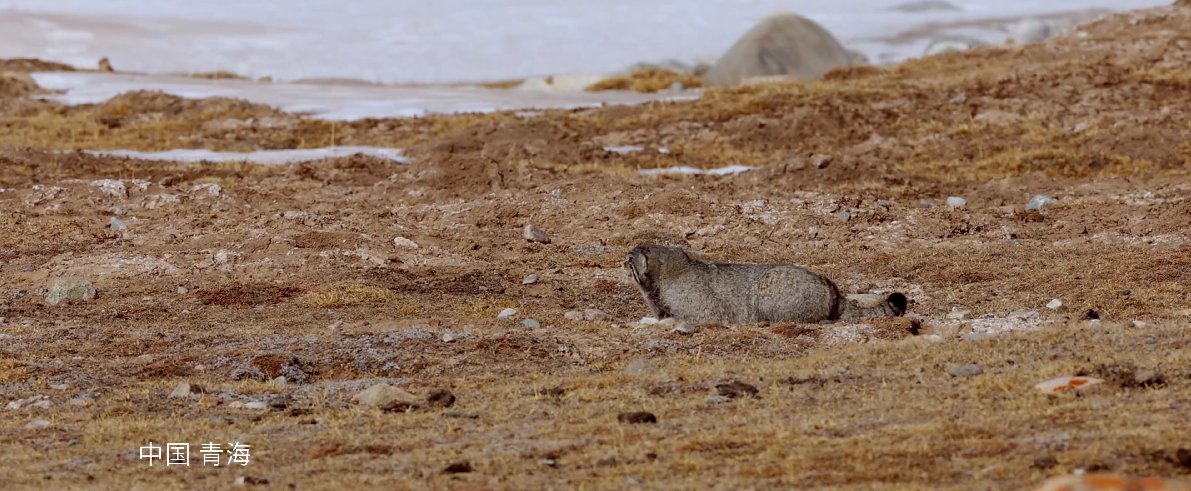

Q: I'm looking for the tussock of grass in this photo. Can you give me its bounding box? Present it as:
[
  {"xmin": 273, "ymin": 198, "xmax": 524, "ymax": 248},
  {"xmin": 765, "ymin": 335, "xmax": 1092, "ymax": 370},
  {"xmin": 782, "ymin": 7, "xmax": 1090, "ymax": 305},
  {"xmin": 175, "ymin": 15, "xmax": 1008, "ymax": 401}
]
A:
[
  {"xmin": 586, "ymin": 68, "xmax": 704, "ymax": 93},
  {"xmin": 302, "ymin": 283, "xmax": 396, "ymax": 308}
]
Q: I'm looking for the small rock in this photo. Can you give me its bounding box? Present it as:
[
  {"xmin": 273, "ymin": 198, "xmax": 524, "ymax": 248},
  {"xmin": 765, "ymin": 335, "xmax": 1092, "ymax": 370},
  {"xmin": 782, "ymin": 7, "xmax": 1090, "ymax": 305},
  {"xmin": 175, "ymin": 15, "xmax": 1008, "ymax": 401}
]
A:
[
  {"xmin": 521, "ymin": 274, "xmax": 538, "ymax": 285},
  {"xmin": 522, "ymin": 224, "xmax": 551, "ymax": 244},
  {"xmin": 497, "ymin": 308, "xmax": 517, "ymax": 320},
  {"xmin": 811, "ymin": 154, "xmax": 833, "ymax": 169},
  {"xmin": 948, "ymin": 364, "xmax": 984, "ymax": 377},
  {"xmin": 392, "ymin": 236, "xmax": 419, "ymax": 249},
  {"xmin": 1081, "ymin": 309, "xmax": 1100, "ymax": 320},
  {"xmin": 352, "ymin": 383, "xmax": 420, "ymax": 411},
  {"xmin": 833, "ymin": 211, "xmax": 851, "ymax": 222},
  {"xmin": 540, "ymin": 458, "xmax": 559, "ymax": 468},
  {"xmin": 949, "ymin": 93, "xmax": 967, "ymax": 104},
  {"xmin": 1046, "ymin": 299, "xmax": 1064, "ymax": 310},
  {"xmin": 108, "ymin": 217, "xmax": 128, "ymax": 230},
  {"xmin": 170, "ymin": 382, "xmax": 205, "ymax": 399},
  {"xmin": 705, "ymin": 395, "xmax": 733, "ymax": 404},
  {"xmin": 715, "ymin": 380, "xmax": 760, "ymax": 399},
  {"xmin": 243, "ymin": 401, "xmax": 268, "ymax": 410},
  {"xmin": 45, "ymin": 277, "xmax": 97, "ymax": 306},
  {"xmin": 176, "ymin": 286, "xmax": 189, "ymax": 295},
  {"xmin": 583, "ymin": 309, "xmax": 611, "ymax": 321},
  {"xmin": 674, "ymin": 323, "xmax": 696, "ymax": 335},
  {"xmin": 522, "ymin": 318, "xmax": 541, "ymax": 329},
  {"xmin": 876, "ymin": 199, "xmax": 893, "ymax": 210},
  {"xmin": 1131, "ymin": 320, "xmax": 1148, "ymax": 328},
  {"xmin": 946, "ymin": 196, "xmax": 967, "ymax": 209},
  {"xmin": 24, "ymin": 419, "xmax": 51, "ymax": 430},
  {"xmin": 443, "ymin": 461, "xmax": 473, "ymax": 474},
  {"xmin": 269, "ymin": 376, "xmax": 288, "ymax": 387},
  {"xmin": 617, "ymin": 411, "xmax": 658, "ymax": 424},
  {"xmin": 1026, "ymin": 195, "xmax": 1057, "ymax": 210},
  {"xmin": 637, "ymin": 317, "xmax": 660, "ymax": 325},
  {"xmin": 563, "ymin": 310, "xmax": 584, "ymax": 321},
  {"xmin": 1033, "ymin": 375, "xmax": 1103, "ymax": 394},
  {"xmin": 946, "ymin": 307, "xmax": 969, "ymax": 320},
  {"xmin": 427, "ymin": 389, "xmax": 456, "ymax": 409}
]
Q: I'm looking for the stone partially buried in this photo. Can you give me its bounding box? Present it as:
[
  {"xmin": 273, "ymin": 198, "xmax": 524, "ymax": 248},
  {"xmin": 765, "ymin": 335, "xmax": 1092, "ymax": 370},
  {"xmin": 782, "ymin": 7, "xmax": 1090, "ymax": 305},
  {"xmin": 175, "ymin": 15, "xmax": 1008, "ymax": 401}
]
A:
[{"xmin": 705, "ymin": 12, "xmax": 854, "ymax": 86}]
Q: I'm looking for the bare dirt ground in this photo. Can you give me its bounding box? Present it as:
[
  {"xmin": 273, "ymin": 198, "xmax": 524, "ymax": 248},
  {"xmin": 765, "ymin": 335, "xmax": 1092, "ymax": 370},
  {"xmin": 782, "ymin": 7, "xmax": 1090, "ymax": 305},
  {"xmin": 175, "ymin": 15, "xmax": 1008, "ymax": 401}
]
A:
[{"xmin": 2, "ymin": 4, "xmax": 1190, "ymax": 490}]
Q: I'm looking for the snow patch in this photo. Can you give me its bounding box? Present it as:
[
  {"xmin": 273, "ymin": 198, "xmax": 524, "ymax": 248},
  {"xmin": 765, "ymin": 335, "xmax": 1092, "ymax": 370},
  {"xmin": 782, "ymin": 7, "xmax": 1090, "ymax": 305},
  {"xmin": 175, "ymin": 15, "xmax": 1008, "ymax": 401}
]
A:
[
  {"xmin": 85, "ymin": 146, "xmax": 411, "ymax": 165},
  {"xmin": 639, "ymin": 165, "xmax": 754, "ymax": 176}
]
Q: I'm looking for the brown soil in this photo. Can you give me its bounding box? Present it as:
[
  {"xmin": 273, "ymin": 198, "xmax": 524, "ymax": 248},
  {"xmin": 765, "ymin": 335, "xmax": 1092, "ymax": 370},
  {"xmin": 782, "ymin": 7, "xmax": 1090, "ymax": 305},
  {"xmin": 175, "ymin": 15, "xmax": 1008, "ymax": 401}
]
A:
[
  {"xmin": 586, "ymin": 68, "xmax": 705, "ymax": 93},
  {"xmin": 2, "ymin": 4, "xmax": 1191, "ymax": 490}
]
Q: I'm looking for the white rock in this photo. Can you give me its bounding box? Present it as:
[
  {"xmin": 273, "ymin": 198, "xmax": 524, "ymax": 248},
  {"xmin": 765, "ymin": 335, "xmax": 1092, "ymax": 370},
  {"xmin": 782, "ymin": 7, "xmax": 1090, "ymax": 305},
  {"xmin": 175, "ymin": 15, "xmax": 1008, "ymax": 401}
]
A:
[
  {"xmin": 522, "ymin": 318, "xmax": 541, "ymax": 329},
  {"xmin": 706, "ymin": 395, "xmax": 733, "ymax": 404},
  {"xmin": 674, "ymin": 323, "xmax": 696, "ymax": 335},
  {"xmin": 243, "ymin": 401, "xmax": 268, "ymax": 410},
  {"xmin": 1046, "ymin": 299, "xmax": 1064, "ymax": 310},
  {"xmin": 497, "ymin": 308, "xmax": 517, "ymax": 320},
  {"xmin": 638, "ymin": 317, "xmax": 660, "ymax": 325},
  {"xmin": 522, "ymin": 274, "xmax": 538, "ymax": 285},
  {"xmin": 655, "ymin": 318, "xmax": 678, "ymax": 329},
  {"xmin": 176, "ymin": 286, "xmax": 189, "ymax": 295},
  {"xmin": 392, "ymin": 236, "xmax": 419, "ymax": 249},
  {"xmin": 946, "ymin": 196, "xmax": 967, "ymax": 209},
  {"xmin": 1027, "ymin": 195, "xmax": 1057, "ymax": 210}
]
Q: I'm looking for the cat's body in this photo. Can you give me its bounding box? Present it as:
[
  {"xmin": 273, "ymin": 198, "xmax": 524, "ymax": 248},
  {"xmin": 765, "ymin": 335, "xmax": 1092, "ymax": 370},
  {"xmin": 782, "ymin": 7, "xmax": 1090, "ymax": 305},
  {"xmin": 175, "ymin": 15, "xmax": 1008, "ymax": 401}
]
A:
[{"xmin": 625, "ymin": 245, "xmax": 906, "ymax": 324}]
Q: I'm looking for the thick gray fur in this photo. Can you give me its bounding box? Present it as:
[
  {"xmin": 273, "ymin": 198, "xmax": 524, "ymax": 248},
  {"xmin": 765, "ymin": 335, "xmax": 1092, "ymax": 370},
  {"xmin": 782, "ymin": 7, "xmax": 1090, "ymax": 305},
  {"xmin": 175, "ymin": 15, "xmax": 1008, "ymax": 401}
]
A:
[{"xmin": 625, "ymin": 245, "xmax": 907, "ymax": 324}]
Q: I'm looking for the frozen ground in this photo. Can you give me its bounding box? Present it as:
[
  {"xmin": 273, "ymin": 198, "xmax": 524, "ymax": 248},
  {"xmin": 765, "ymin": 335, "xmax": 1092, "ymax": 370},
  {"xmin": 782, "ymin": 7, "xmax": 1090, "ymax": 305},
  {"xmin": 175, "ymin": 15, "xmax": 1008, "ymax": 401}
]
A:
[
  {"xmin": 29, "ymin": 72, "xmax": 688, "ymax": 120},
  {"xmin": 0, "ymin": 0, "xmax": 1171, "ymax": 84}
]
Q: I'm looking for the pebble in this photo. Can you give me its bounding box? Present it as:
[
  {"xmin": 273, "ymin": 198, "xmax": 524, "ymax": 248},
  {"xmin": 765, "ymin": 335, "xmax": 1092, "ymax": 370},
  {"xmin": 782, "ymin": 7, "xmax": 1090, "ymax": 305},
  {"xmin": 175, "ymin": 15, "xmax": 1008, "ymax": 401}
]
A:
[
  {"xmin": 1034, "ymin": 375, "xmax": 1103, "ymax": 394},
  {"xmin": 522, "ymin": 318, "xmax": 541, "ymax": 329},
  {"xmin": 352, "ymin": 383, "xmax": 420, "ymax": 411},
  {"xmin": 832, "ymin": 211, "xmax": 851, "ymax": 222},
  {"xmin": 392, "ymin": 236, "xmax": 419, "ymax": 249},
  {"xmin": 170, "ymin": 382, "xmax": 205, "ymax": 399},
  {"xmin": 243, "ymin": 401, "xmax": 268, "ymax": 410},
  {"xmin": 108, "ymin": 217, "xmax": 128, "ymax": 230},
  {"xmin": 617, "ymin": 411, "xmax": 658, "ymax": 424},
  {"xmin": 441, "ymin": 331, "xmax": 461, "ymax": 343},
  {"xmin": 176, "ymin": 286, "xmax": 188, "ymax": 295},
  {"xmin": 45, "ymin": 277, "xmax": 97, "ymax": 306},
  {"xmin": 522, "ymin": 224, "xmax": 551, "ymax": 244},
  {"xmin": 1046, "ymin": 298, "xmax": 1064, "ymax": 310},
  {"xmin": 946, "ymin": 196, "xmax": 967, "ymax": 209},
  {"xmin": 521, "ymin": 274, "xmax": 538, "ymax": 285},
  {"xmin": 948, "ymin": 364, "xmax": 984, "ymax": 377},
  {"xmin": 1026, "ymin": 195, "xmax": 1057, "ymax": 210},
  {"xmin": 497, "ymin": 308, "xmax": 517, "ymax": 320},
  {"xmin": 24, "ymin": 419, "xmax": 51, "ymax": 430}
]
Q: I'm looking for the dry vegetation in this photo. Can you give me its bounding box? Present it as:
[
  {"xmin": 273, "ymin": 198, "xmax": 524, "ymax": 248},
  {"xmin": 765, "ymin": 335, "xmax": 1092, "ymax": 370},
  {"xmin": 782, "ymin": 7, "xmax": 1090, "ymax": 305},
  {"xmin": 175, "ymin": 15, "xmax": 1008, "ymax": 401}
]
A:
[{"xmin": 1, "ymin": 4, "xmax": 1190, "ymax": 490}]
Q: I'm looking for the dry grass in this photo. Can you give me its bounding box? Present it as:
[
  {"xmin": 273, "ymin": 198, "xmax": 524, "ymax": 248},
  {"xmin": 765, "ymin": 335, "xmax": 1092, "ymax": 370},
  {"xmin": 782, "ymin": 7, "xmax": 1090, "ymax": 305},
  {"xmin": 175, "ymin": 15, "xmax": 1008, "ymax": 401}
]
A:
[{"xmin": 301, "ymin": 283, "xmax": 397, "ymax": 308}]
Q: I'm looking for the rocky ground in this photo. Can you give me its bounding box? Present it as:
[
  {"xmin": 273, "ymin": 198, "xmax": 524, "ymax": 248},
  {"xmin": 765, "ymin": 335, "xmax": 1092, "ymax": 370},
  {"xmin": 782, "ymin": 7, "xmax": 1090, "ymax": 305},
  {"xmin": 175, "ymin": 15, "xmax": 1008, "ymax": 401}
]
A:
[{"xmin": 2, "ymin": 3, "xmax": 1191, "ymax": 490}]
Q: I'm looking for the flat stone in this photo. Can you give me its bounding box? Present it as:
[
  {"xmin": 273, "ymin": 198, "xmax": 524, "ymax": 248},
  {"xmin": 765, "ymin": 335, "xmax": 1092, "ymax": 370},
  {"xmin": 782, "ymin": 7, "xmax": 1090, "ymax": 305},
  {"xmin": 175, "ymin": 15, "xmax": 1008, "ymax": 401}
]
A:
[
  {"xmin": 674, "ymin": 323, "xmax": 696, "ymax": 335},
  {"xmin": 948, "ymin": 364, "xmax": 984, "ymax": 377},
  {"xmin": 24, "ymin": 419, "xmax": 51, "ymax": 430},
  {"xmin": 1046, "ymin": 299, "xmax": 1064, "ymax": 310},
  {"xmin": 522, "ymin": 318, "xmax": 541, "ymax": 329},
  {"xmin": 521, "ymin": 274, "xmax": 538, "ymax": 285},
  {"xmin": 946, "ymin": 196, "xmax": 967, "ymax": 209},
  {"xmin": 243, "ymin": 401, "xmax": 268, "ymax": 410},
  {"xmin": 497, "ymin": 308, "xmax": 517, "ymax": 320},
  {"xmin": 45, "ymin": 277, "xmax": 96, "ymax": 306},
  {"xmin": 392, "ymin": 236, "xmax": 419, "ymax": 249}
]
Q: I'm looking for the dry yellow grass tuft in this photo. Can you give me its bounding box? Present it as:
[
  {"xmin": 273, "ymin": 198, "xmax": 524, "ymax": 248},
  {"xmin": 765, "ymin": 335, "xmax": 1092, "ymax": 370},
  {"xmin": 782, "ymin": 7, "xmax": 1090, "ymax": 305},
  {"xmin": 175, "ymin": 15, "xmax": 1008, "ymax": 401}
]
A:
[
  {"xmin": 586, "ymin": 68, "xmax": 704, "ymax": 93},
  {"xmin": 301, "ymin": 283, "xmax": 397, "ymax": 308}
]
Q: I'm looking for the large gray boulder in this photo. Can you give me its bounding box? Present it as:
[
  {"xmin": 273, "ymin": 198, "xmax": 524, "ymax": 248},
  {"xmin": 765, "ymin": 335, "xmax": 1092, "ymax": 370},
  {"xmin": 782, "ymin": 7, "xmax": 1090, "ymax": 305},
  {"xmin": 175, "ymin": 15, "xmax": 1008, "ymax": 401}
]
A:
[{"xmin": 705, "ymin": 12, "xmax": 853, "ymax": 87}]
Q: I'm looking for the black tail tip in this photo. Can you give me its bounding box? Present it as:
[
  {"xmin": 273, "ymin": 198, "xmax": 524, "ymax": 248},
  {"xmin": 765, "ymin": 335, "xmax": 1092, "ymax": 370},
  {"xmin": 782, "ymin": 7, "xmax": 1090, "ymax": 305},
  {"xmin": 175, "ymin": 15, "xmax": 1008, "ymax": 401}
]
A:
[{"xmin": 887, "ymin": 292, "xmax": 908, "ymax": 316}]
